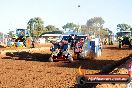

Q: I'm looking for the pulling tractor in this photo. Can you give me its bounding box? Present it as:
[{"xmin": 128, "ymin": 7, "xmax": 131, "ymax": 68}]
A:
[
  {"xmin": 49, "ymin": 34, "xmax": 87, "ymax": 62},
  {"xmin": 7, "ymin": 29, "xmax": 33, "ymax": 48},
  {"xmin": 117, "ymin": 31, "xmax": 132, "ymax": 48}
]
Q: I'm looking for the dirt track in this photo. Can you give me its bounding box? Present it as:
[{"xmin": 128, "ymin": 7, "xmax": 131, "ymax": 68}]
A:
[{"xmin": 0, "ymin": 44, "xmax": 132, "ymax": 88}]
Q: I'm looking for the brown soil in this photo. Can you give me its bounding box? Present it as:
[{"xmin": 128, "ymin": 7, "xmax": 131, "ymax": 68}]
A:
[{"xmin": 0, "ymin": 44, "xmax": 132, "ymax": 88}]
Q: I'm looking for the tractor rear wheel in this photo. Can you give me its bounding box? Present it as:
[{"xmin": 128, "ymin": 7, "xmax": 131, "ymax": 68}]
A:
[{"xmin": 25, "ymin": 38, "xmax": 32, "ymax": 48}]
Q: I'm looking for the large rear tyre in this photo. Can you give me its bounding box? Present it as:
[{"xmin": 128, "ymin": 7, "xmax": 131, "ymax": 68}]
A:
[{"xmin": 25, "ymin": 38, "xmax": 32, "ymax": 48}]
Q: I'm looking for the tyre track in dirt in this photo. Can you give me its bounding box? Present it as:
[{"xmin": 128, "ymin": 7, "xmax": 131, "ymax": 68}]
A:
[
  {"xmin": 96, "ymin": 56, "xmax": 131, "ymax": 88},
  {"xmin": 77, "ymin": 55, "xmax": 132, "ymax": 88},
  {"xmin": 77, "ymin": 45, "xmax": 132, "ymax": 88},
  {"xmin": 0, "ymin": 45, "xmax": 132, "ymax": 88}
]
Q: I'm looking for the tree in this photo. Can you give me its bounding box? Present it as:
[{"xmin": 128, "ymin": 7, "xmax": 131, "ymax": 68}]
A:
[
  {"xmin": 99, "ymin": 28, "xmax": 113, "ymax": 37},
  {"xmin": 27, "ymin": 18, "xmax": 36, "ymax": 36},
  {"xmin": 27, "ymin": 17, "xmax": 46, "ymax": 37},
  {"xmin": 117, "ymin": 24, "xmax": 131, "ymax": 31},
  {"xmin": 56, "ymin": 28, "xmax": 59, "ymax": 30},
  {"xmin": 62, "ymin": 23, "xmax": 78, "ymax": 32},
  {"xmin": 81, "ymin": 17, "xmax": 105, "ymax": 36},
  {"xmin": 45, "ymin": 25, "xmax": 57, "ymax": 32},
  {"xmin": 8, "ymin": 30, "xmax": 14, "ymax": 38}
]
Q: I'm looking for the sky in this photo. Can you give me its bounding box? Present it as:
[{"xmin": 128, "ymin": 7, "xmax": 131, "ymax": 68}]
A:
[{"xmin": 0, "ymin": 0, "xmax": 132, "ymax": 34}]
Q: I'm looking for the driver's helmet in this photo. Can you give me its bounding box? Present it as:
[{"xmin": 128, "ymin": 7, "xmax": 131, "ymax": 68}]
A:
[{"xmin": 69, "ymin": 34, "xmax": 77, "ymax": 40}]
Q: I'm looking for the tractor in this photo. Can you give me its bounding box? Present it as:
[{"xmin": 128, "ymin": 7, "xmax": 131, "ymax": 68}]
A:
[
  {"xmin": 49, "ymin": 34, "xmax": 87, "ymax": 62},
  {"xmin": 7, "ymin": 29, "xmax": 33, "ymax": 48},
  {"xmin": 116, "ymin": 31, "xmax": 132, "ymax": 48}
]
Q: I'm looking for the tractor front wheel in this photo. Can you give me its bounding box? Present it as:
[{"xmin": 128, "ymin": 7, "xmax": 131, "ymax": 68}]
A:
[
  {"xmin": 49, "ymin": 56, "xmax": 54, "ymax": 62},
  {"xmin": 68, "ymin": 57, "xmax": 73, "ymax": 63},
  {"xmin": 119, "ymin": 41, "xmax": 122, "ymax": 48}
]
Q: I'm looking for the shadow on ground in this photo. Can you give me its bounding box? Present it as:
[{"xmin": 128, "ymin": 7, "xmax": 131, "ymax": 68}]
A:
[
  {"xmin": 0, "ymin": 45, "xmax": 5, "ymax": 48},
  {"xmin": 2, "ymin": 51, "xmax": 51, "ymax": 62},
  {"xmin": 57, "ymin": 59, "xmax": 117, "ymax": 70},
  {"xmin": 69, "ymin": 54, "xmax": 132, "ymax": 88},
  {"xmin": 103, "ymin": 45, "xmax": 132, "ymax": 50}
]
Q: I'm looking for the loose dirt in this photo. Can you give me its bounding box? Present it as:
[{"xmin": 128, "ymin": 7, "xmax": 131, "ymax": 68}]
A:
[{"xmin": 0, "ymin": 44, "xmax": 132, "ymax": 88}]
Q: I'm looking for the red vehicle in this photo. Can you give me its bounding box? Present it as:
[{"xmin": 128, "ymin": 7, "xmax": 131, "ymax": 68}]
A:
[
  {"xmin": 49, "ymin": 39, "xmax": 74, "ymax": 62},
  {"xmin": 49, "ymin": 34, "xmax": 87, "ymax": 62}
]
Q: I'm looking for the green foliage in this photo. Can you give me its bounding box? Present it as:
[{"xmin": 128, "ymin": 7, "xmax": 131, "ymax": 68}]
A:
[
  {"xmin": 117, "ymin": 24, "xmax": 131, "ymax": 31},
  {"xmin": 27, "ymin": 17, "xmax": 45, "ymax": 37},
  {"xmin": 81, "ymin": 17, "xmax": 113, "ymax": 38},
  {"xmin": 45, "ymin": 25, "xmax": 57, "ymax": 32},
  {"xmin": 62, "ymin": 22, "xmax": 78, "ymax": 32},
  {"xmin": 86, "ymin": 17, "xmax": 105, "ymax": 28},
  {"xmin": 56, "ymin": 28, "xmax": 59, "ymax": 30},
  {"xmin": 81, "ymin": 17, "xmax": 105, "ymax": 36},
  {"xmin": 8, "ymin": 31, "xmax": 14, "ymax": 38},
  {"xmin": 27, "ymin": 17, "xmax": 64, "ymax": 37},
  {"xmin": 32, "ymin": 27, "xmax": 47, "ymax": 37},
  {"xmin": 99, "ymin": 28, "xmax": 110, "ymax": 37}
]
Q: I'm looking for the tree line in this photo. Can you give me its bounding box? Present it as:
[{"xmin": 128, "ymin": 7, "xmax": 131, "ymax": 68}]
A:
[
  {"xmin": 27, "ymin": 17, "xmax": 113, "ymax": 38},
  {"xmin": 8, "ymin": 16, "xmax": 132, "ymax": 38},
  {"xmin": 27, "ymin": 17, "xmax": 61, "ymax": 37}
]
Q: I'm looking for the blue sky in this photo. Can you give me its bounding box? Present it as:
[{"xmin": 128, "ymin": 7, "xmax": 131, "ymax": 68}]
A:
[{"xmin": 0, "ymin": 0, "xmax": 132, "ymax": 34}]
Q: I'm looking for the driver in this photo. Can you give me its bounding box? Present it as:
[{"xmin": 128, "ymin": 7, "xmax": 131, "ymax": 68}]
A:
[{"xmin": 68, "ymin": 34, "xmax": 77, "ymax": 49}]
